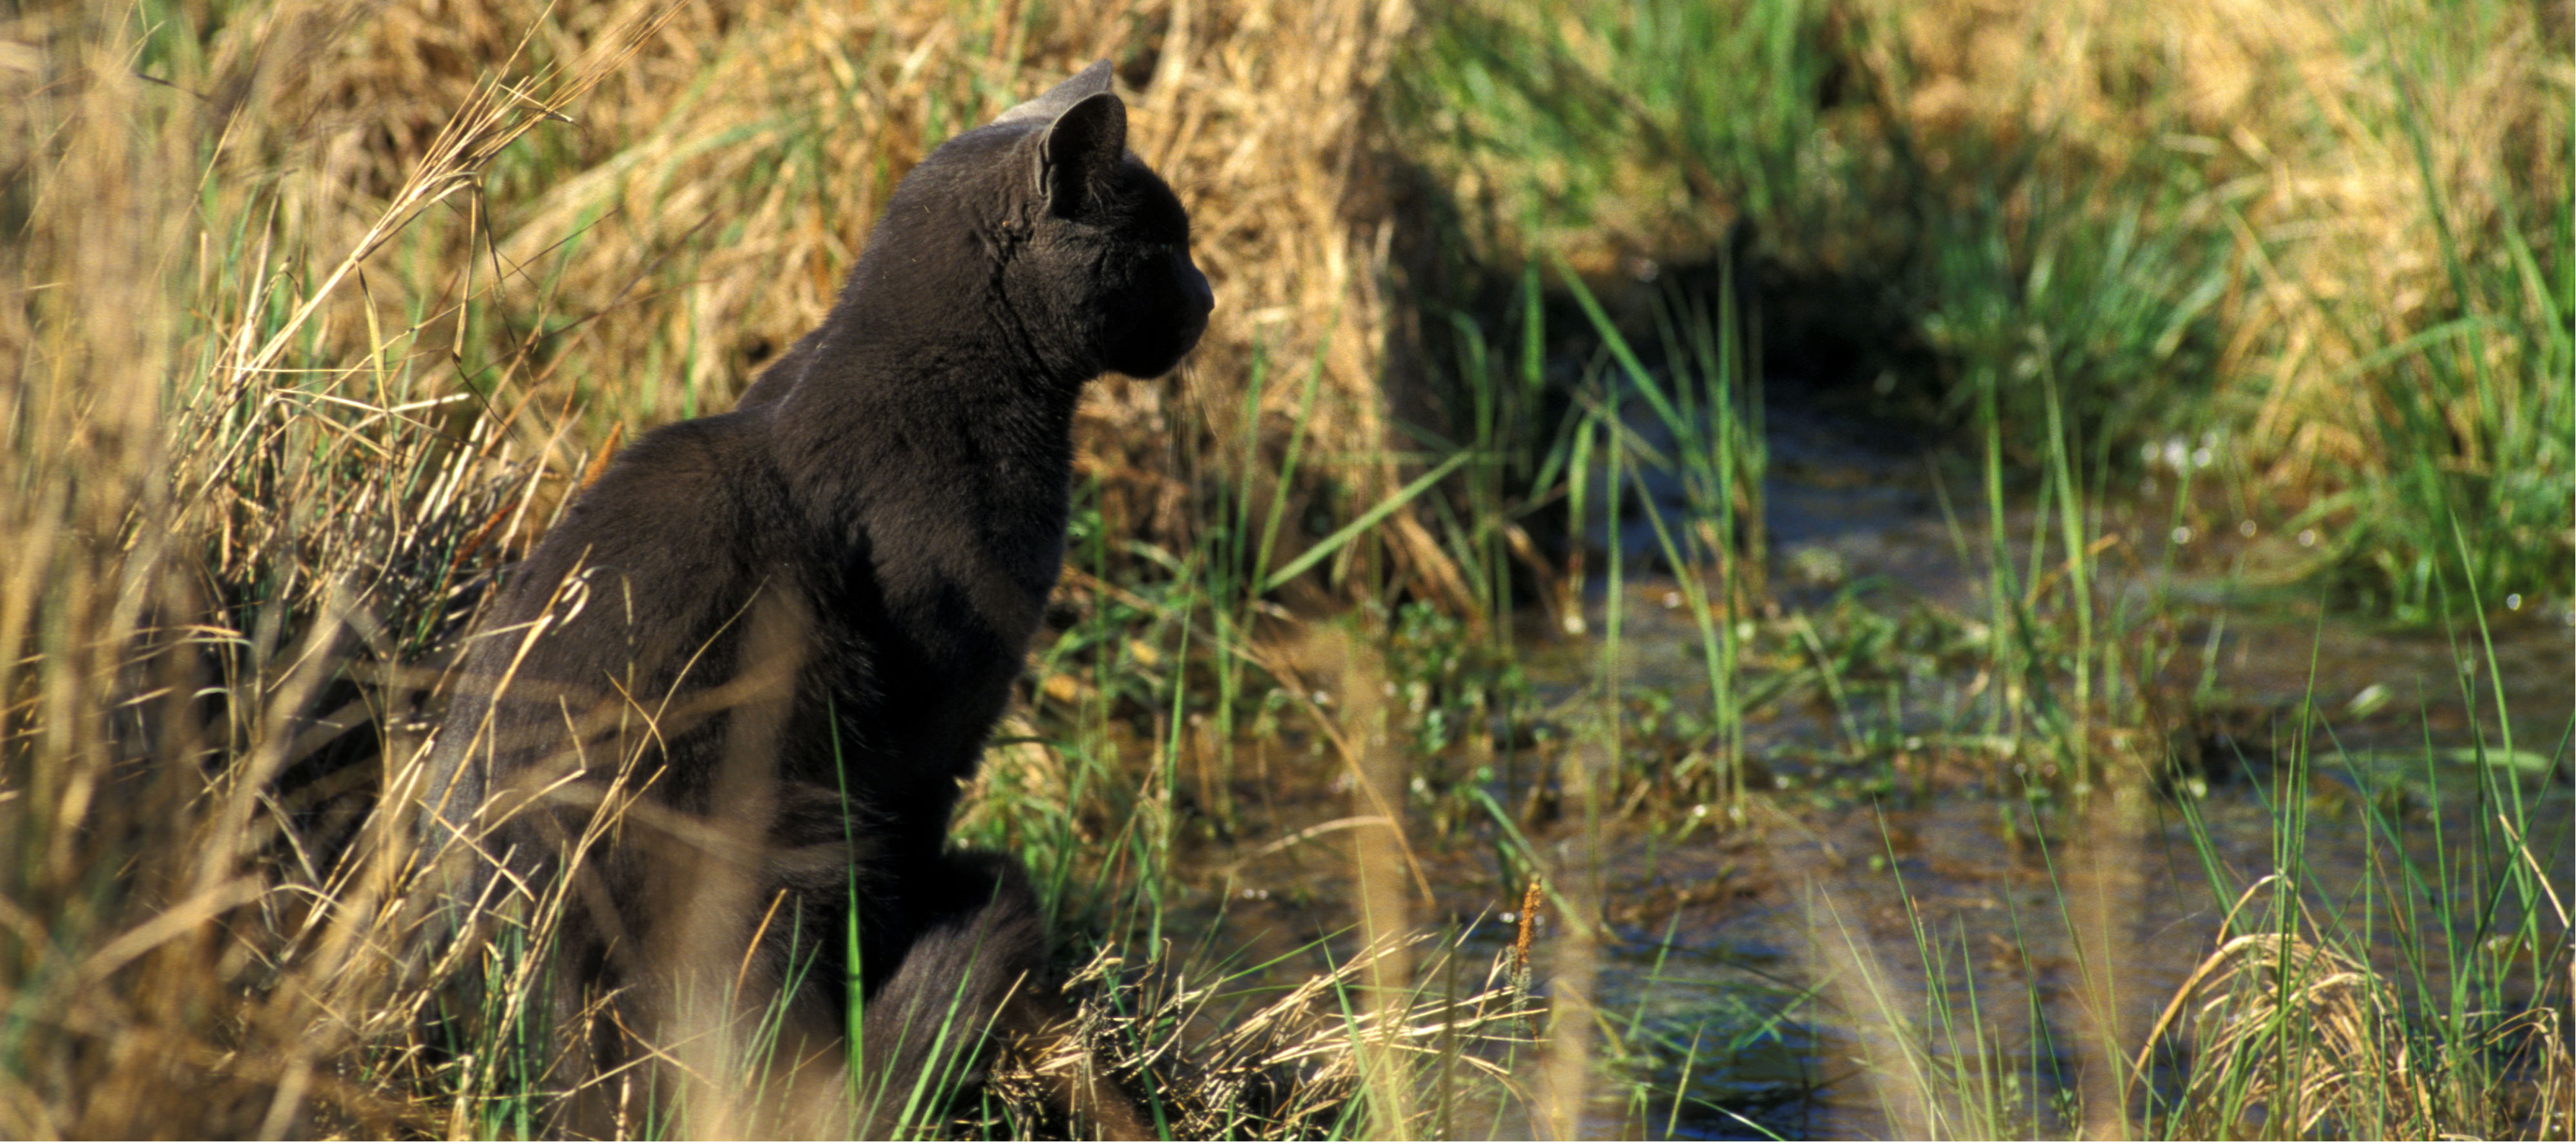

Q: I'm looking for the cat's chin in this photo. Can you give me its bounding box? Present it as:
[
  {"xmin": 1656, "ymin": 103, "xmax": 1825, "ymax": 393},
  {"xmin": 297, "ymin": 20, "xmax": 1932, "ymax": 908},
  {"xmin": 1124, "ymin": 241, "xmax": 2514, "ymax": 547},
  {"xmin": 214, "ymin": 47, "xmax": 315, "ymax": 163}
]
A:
[
  {"xmin": 1106, "ymin": 333, "xmax": 1205, "ymax": 380},
  {"xmin": 1105, "ymin": 305, "xmax": 1209, "ymax": 378}
]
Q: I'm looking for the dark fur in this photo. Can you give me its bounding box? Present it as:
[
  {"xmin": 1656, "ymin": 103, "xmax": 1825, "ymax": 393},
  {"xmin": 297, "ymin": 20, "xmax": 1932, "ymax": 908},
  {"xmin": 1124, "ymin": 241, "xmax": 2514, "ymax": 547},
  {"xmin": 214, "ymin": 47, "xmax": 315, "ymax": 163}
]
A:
[{"xmin": 420, "ymin": 61, "xmax": 1208, "ymax": 1137}]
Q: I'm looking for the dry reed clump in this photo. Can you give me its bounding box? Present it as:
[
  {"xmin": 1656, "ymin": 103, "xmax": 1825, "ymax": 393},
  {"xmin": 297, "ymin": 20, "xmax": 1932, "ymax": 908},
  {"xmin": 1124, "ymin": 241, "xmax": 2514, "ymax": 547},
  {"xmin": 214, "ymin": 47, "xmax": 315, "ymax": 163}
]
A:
[
  {"xmin": 0, "ymin": 5, "xmax": 663, "ymax": 1134},
  {"xmin": 976, "ymin": 938, "xmax": 1540, "ymax": 1139},
  {"xmin": 2135, "ymin": 880, "xmax": 2573, "ymax": 1139},
  {"xmin": 2141, "ymin": 930, "xmax": 2436, "ymax": 1138}
]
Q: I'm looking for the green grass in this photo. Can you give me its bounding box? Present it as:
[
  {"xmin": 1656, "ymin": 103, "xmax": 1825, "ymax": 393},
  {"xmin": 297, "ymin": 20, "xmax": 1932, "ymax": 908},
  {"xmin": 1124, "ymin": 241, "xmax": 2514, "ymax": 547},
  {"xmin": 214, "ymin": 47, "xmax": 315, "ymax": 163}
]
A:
[{"xmin": 1394, "ymin": 0, "xmax": 2571, "ymax": 626}]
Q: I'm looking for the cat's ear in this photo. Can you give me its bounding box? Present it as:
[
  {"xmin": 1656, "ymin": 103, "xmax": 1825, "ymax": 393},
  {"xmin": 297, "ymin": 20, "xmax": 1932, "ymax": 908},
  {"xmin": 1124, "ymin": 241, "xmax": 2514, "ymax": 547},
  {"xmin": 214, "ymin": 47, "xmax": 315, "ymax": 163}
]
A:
[
  {"xmin": 1034, "ymin": 91, "xmax": 1127, "ymax": 218},
  {"xmin": 992, "ymin": 59, "xmax": 1115, "ymax": 128}
]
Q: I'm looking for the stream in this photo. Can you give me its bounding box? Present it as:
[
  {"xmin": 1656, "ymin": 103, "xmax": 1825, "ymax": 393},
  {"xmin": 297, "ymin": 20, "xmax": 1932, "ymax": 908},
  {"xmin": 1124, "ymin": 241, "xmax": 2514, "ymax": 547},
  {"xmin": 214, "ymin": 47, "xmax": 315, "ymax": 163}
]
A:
[{"xmin": 1158, "ymin": 399, "xmax": 2572, "ymax": 1139}]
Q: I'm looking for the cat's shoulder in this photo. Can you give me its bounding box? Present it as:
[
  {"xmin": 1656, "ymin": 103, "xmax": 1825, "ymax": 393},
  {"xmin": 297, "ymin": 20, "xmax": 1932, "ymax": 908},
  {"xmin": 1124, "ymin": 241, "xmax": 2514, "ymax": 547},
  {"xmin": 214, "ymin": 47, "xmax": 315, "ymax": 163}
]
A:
[
  {"xmin": 583, "ymin": 409, "xmax": 774, "ymax": 497},
  {"xmin": 530, "ymin": 408, "xmax": 789, "ymax": 577}
]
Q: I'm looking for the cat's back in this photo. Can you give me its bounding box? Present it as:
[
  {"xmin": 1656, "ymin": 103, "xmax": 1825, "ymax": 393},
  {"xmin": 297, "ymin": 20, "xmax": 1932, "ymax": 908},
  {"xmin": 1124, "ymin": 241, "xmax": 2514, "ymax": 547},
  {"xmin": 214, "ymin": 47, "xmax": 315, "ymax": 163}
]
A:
[
  {"xmin": 537, "ymin": 410, "xmax": 787, "ymax": 584},
  {"xmin": 420, "ymin": 408, "xmax": 791, "ymax": 827},
  {"xmin": 452, "ymin": 408, "xmax": 796, "ymax": 708}
]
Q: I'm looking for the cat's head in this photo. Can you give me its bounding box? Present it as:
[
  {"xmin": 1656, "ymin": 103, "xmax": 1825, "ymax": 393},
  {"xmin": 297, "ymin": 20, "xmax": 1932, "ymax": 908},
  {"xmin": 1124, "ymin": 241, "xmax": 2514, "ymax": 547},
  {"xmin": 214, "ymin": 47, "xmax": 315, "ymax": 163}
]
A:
[{"xmin": 876, "ymin": 61, "xmax": 1212, "ymax": 381}]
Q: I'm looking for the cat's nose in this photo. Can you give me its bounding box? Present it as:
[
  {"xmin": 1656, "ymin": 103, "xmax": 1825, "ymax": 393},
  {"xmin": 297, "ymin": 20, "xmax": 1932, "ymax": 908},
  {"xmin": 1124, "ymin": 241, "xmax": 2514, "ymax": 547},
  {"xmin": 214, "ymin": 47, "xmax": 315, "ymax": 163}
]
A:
[{"xmin": 1181, "ymin": 257, "xmax": 1213, "ymax": 317}]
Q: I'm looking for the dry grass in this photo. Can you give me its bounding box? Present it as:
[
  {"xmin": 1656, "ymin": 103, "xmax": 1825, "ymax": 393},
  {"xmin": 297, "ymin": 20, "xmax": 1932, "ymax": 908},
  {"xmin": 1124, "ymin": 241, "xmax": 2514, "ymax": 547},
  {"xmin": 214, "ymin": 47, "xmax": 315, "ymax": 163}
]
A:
[
  {"xmin": 973, "ymin": 938, "xmax": 1539, "ymax": 1139},
  {"xmin": 2136, "ymin": 879, "xmax": 2573, "ymax": 1139},
  {"xmin": 1407, "ymin": 0, "xmax": 2568, "ymax": 492},
  {"xmin": 0, "ymin": 1, "xmax": 1490, "ymax": 1134},
  {"xmin": 0, "ymin": 3, "xmax": 650, "ymax": 1132},
  {"xmin": 226, "ymin": 0, "xmax": 1437, "ymax": 579},
  {"xmin": 1852, "ymin": 0, "xmax": 2568, "ymax": 486}
]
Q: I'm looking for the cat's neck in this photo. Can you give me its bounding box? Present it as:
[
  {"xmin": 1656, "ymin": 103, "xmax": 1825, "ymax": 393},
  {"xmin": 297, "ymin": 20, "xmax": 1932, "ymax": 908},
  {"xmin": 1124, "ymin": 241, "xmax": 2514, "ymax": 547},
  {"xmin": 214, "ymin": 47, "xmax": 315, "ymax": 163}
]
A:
[{"xmin": 760, "ymin": 291, "xmax": 1091, "ymax": 525}]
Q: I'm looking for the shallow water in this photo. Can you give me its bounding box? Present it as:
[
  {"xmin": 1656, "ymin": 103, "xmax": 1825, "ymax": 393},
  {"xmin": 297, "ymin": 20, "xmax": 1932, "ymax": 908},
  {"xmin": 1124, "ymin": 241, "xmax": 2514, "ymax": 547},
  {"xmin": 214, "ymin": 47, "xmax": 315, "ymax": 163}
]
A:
[{"xmin": 1161, "ymin": 402, "xmax": 2572, "ymax": 1139}]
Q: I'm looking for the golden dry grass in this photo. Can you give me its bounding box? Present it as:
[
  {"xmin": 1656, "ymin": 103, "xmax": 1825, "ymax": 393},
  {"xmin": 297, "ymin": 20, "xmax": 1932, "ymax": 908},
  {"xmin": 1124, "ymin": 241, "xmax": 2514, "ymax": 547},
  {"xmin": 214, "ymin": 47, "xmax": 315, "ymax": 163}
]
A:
[
  {"xmin": 1411, "ymin": 0, "xmax": 2567, "ymax": 498},
  {"xmin": 1, "ymin": 5, "xmax": 666, "ymax": 1132},
  {"xmin": 222, "ymin": 0, "xmax": 1435, "ymax": 573},
  {"xmin": 2135, "ymin": 879, "xmax": 2573, "ymax": 1139},
  {"xmin": 0, "ymin": 1, "xmax": 1473, "ymax": 1134},
  {"xmin": 1853, "ymin": 0, "xmax": 2568, "ymax": 485}
]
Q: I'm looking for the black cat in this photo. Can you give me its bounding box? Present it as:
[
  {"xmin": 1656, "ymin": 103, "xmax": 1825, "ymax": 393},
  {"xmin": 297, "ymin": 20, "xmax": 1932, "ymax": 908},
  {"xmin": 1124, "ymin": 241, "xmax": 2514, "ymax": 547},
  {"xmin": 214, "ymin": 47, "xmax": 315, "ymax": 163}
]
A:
[{"xmin": 420, "ymin": 61, "xmax": 1209, "ymax": 1137}]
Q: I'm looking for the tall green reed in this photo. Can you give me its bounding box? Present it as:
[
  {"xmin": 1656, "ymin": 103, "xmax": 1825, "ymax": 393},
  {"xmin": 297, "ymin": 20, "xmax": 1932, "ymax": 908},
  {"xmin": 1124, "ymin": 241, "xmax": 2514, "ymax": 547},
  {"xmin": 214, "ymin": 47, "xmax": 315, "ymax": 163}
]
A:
[
  {"xmin": 1557, "ymin": 262, "xmax": 1766, "ymax": 807},
  {"xmin": 2314, "ymin": 50, "xmax": 2573, "ymax": 622}
]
